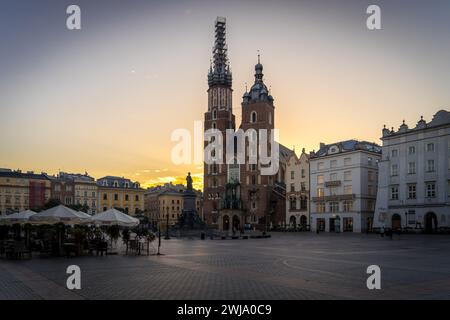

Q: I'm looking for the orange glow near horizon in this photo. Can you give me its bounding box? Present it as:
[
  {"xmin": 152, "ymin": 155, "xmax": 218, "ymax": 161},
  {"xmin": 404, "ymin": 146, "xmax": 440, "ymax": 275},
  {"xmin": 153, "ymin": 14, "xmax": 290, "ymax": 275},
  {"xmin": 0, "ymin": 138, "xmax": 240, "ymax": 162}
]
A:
[{"xmin": 1, "ymin": 1, "xmax": 449, "ymax": 192}]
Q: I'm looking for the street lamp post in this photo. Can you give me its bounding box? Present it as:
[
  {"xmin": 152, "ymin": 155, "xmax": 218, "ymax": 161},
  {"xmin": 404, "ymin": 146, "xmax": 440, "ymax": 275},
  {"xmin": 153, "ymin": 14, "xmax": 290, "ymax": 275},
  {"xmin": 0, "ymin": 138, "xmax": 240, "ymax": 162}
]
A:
[
  {"xmin": 165, "ymin": 213, "xmax": 170, "ymax": 240},
  {"xmin": 405, "ymin": 211, "xmax": 408, "ymax": 229},
  {"xmin": 157, "ymin": 222, "xmax": 162, "ymax": 255}
]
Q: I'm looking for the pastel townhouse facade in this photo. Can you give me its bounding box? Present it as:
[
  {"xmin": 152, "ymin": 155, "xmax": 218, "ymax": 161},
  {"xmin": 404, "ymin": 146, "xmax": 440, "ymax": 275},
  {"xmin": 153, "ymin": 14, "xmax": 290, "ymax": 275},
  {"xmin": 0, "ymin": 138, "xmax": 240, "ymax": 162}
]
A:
[
  {"xmin": 0, "ymin": 169, "xmax": 51, "ymax": 215},
  {"xmin": 144, "ymin": 183, "xmax": 203, "ymax": 230},
  {"xmin": 285, "ymin": 148, "xmax": 310, "ymax": 229},
  {"xmin": 310, "ymin": 140, "xmax": 381, "ymax": 233},
  {"xmin": 97, "ymin": 176, "xmax": 145, "ymax": 215},
  {"xmin": 373, "ymin": 110, "xmax": 450, "ymax": 232},
  {"xmin": 72, "ymin": 173, "xmax": 98, "ymax": 215}
]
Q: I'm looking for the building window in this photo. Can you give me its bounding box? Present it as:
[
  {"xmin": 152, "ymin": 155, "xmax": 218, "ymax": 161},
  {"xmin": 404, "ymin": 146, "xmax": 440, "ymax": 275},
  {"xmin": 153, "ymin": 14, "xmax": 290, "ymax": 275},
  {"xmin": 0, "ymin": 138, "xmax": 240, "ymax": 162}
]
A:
[
  {"xmin": 317, "ymin": 175, "xmax": 324, "ymax": 184},
  {"xmin": 290, "ymin": 171, "xmax": 295, "ymax": 179},
  {"xmin": 316, "ymin": 188, "xmax": 324, "ymax": 198},
  {"xmin": 344, "ymin": 158, "xmax": 351, "ymax": 166},
  {"xmin": 390, "ymin": 186, "xmax": 399, "ymax": 200},
  {"xmin": 317, "ymin": 162, "xmax": 324, "ymax": 170},
  {"xmin": 368, "ymin": 171, "xmax": 374, "ymax": 182},
  {"xmin": 250, "ymin": 111, "xmax": 257, "ymax": 123},
  {"xmin": 212, "ymin": 109, "xmax": 217, "ymax": 120},
  {"xmin": 290, "ymin": 183, "xmax": 295, "ymax": 192},
  {"xmin": 316, "ymin": 202, "xmax": 325, "ymax": 213},
  {"xmin": 343, "ymin": 218, "xmax": 353, "ymax": 232},
  {"xmin": 368, "ymin": 157, "xmax": 373, "ymax": 166},
  {"xmin": 330, "ymin": 160, "xmax": 337, "ymax": 168},
  {"xmin": 300, "ymin": 197, "xmax": 307, "ymax": 210},
  {"xmin": 329, "ymin": 202, "xmax": 339, "ymax": 213},
  {"xmin": 301, "ymin": 169, "xmax": 305, "ymax": 178},
  {"xmin": 329, "ymin": 186, "xmax": 338, "ymax": 196},
  {"xmin": 103, "ymin": 194, "xmax": 107, "ymax": 200},
  {"xmin": 301, "ymin": 182, "xmax": 306, "ymax": 192},
  {"xmin": 125, "ymin": 194, "xmax": 129, "ymax": 201},
  {"xmin": 391, "ymin": 164, "xmax": 398, "ymax": 176},
  {"xmin": 426, "ymin": 182, "xmax": 436, "ymax": 198},
  {"xmin": 408, "ymin": 184, "xmax": 416, "ymax": 199},
  {"xmin": 408, "ymin": 146, "xmax": 416, "ymax": 155},
  {"xmin": 408, "ymin": 162, "xmax": 416, "ymax": 174},
  {"xmin": 344, "ymin": 171, "xmax": 352, "ymax": 181},
  {"xmin": 290, "ymin": 198, "xmax": 296, "ymax": 210},
  {"xmin": 344, "ymin": 185, "xmax": 353, "ymax": 195},
  {"xmin": 343, "ymin": 200, "xmax": 353, "ymax": 212},
  {"xmin": 426, "ymin": 143, "xmax": 435, "ymax": 152},
  {"xmin": 136, "ymin": 195, "xmax": 139, "ymax": 201},
  {"xmin": 212, "ymin": 122, "xmax": 216, "ymax": 129},
  {"xmin": 114, "ymin": 194, "xmax": 118, "ymax": 201},
  {"xmin": 330, "ymin": 173, "xmax": 337, "ymax": 181},
  {"xmin": 391, "ymin": 149, "xmax": 398, "ymax": 157},
  {"xmin": 368, "ymin": 185, "xmax": 375, "ymax": 196},
  {"xmin": 427, "ymin": 160, "xmax": 435, "ymax": 172}
]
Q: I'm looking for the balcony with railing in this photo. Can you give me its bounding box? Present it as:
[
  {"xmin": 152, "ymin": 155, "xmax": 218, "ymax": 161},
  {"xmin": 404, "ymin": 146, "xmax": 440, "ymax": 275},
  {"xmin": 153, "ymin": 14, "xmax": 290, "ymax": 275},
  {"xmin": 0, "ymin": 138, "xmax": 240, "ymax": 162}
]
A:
[
  {"xmin": 312, "ymin": 193, "xmax": 355, "ymax": 202},
  {"xmin": 325, "ymin": 180, "xmax": 341, "ymax": 187}
]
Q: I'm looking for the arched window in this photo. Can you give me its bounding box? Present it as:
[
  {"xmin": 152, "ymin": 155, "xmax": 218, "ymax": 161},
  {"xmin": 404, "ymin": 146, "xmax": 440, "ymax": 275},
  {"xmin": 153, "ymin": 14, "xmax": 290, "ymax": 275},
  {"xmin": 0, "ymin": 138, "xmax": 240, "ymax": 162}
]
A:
[
  {"xmin": 212, "ymin": 109, "xmax": 217, "ymax": 120},
  {"xmin": 250, "ymin": 111, "xmax": 257, "ymax": 123},
  {"xmin": 212, "ymin": 122, "xmax": 217, "ymax": 129}
]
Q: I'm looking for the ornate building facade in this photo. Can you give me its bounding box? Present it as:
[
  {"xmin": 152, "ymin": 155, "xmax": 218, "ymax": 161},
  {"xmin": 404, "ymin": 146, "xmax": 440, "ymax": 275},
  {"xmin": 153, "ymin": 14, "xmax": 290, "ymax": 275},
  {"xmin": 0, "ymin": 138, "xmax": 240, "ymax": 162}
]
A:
[
  {"xmin": 203, "ymin": 17, "xmax": 292, "ymax": 232},
  {"xmin": 373, "ymin": 110, "xmax": 450, "ymax": 232},
  {"xmin": 310, "ymin": 140, "xmax": 381, "ymax": 233},
  {"xmin": 97, "ymin": 176, "xmax": 145, "ymax": 215},
  {"xmin": 285, "ymin": 149, "xmax": 310, "ymax": 229}
]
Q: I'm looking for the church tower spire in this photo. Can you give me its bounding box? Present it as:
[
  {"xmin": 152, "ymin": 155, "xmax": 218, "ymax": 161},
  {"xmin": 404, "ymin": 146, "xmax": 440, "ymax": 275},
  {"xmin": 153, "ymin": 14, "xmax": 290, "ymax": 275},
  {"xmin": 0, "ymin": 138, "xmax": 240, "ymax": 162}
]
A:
[{"xmin": 208, "ymin": 17, "xmax": 232, "ymax": 89}]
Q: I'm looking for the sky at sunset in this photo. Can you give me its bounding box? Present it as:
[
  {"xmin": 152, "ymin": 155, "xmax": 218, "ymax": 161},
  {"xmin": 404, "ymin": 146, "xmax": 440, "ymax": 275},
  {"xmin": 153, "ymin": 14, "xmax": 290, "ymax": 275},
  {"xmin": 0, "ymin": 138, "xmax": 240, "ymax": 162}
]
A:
[{"xmin": 1, "ymin": 0, "xmax": 450, "ymax": 190}]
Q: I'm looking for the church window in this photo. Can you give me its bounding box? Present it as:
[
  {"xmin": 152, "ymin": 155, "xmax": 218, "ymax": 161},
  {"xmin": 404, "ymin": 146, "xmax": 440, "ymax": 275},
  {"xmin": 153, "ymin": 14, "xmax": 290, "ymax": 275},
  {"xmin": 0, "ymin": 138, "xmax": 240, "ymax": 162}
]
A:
[
  {"xmin": 250, "ymin": 111, "xmax": 257, "ymax": 123},
  {"xmin": 212, "ymin": 109, "xmax": 217, "ymax": 120}
]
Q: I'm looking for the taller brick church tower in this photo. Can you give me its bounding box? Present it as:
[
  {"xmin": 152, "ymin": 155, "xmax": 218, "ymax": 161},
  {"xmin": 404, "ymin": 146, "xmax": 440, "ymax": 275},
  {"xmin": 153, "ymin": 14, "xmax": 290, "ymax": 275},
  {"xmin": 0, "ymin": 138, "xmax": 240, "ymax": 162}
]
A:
[{"xmin": 203, "ymin": 17, "xmax": 236, "ymax": 226}]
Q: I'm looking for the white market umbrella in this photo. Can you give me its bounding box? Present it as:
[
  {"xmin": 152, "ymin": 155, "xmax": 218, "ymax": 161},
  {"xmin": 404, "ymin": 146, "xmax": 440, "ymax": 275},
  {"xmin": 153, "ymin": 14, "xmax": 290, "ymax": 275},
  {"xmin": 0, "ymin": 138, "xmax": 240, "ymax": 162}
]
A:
[
  {"xmin": 29, "ymin": 205, "xmax": 92, "ymax": 225},
  {"xmin": 0, "ymin": 210, "xmax": 36, "ymax": 225},
  {"xmin": 92, "ymin": 208, "xmax": 139, "ymax": 227}
]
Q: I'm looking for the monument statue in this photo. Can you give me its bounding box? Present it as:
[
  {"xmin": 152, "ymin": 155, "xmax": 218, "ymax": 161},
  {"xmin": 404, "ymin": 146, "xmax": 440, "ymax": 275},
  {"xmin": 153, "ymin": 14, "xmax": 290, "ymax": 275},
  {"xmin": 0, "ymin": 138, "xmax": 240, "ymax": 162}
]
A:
[
  {"xmin": 186, "ymin": 172, "xmax": 193, "ymax": 192},
  {"xmin": 171, "ymin": 172, "xmax": 206, "ymax": 235}
]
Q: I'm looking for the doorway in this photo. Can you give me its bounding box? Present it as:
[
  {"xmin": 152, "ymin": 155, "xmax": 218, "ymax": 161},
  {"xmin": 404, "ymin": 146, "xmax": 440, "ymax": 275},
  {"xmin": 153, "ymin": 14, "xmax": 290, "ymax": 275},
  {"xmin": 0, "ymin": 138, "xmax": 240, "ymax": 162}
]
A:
[{"xmin": 425, "ymin": 212, "xmax": 438, "ymax": 233}]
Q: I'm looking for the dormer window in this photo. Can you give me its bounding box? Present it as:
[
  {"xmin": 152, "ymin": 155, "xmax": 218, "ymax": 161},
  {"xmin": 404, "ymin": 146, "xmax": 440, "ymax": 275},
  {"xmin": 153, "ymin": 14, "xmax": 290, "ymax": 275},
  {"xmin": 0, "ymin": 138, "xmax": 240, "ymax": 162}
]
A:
[
  {"xmin": 124, "ymin": 182, "xmax": 129, "ymax": 188},
  {"xmin": 113, "ymin": 181, "xmax": 119, "ymax": 188},
  {"xmin": 102, "ymin": 180, "xmax": 108, "ymax": 186}
]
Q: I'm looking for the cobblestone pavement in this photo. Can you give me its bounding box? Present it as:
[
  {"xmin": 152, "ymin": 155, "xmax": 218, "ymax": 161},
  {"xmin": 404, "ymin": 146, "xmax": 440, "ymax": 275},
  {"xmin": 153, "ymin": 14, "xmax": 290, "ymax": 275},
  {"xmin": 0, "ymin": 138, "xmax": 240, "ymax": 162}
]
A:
[{"xmin": 1, "ymin": 233, "xmax": 450, "ymax": 300}]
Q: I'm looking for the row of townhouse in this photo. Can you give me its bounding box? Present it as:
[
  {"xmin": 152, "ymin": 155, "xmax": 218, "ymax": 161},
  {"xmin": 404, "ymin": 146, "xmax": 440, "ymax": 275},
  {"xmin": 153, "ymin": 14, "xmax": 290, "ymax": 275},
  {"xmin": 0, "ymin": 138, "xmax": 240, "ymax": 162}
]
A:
[
  {"xmin": 284, "ymin": 109, "xmax": 450, "ymax": 233},
  {"xmin": 0, "ymin": 170, "xmax": 145, "ymax": 216}
]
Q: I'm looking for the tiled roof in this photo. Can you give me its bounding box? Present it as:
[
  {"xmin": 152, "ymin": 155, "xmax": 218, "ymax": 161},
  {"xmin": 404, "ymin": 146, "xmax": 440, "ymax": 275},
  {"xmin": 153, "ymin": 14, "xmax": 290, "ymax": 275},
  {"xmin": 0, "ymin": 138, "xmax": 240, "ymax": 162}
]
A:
[{"xmin": 311, "ymin": 140, "xmax": 381, "ymax": 158}]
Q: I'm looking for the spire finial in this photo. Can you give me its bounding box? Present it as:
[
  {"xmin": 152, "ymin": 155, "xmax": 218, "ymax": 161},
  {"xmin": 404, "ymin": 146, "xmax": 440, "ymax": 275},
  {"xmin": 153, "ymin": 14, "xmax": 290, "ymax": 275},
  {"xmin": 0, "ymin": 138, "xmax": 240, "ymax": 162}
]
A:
[
  {"xmin": 245, "ymin": 82, "xmax": 248, "ymax": 92},
  {"xmin": 403, "ymin": 119, "xmax": 405, "ymax": 124},
  {"xmin": 421, "ymin": 115, "xmax": 424, "ymax": 120},
  {"xmin": 257, "ymin": 50, "xmax": 260, "ymax": 64}
]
